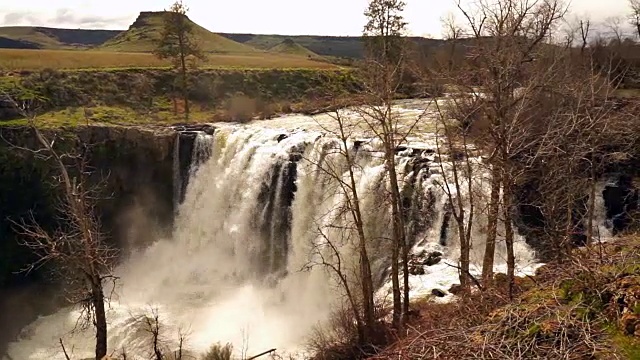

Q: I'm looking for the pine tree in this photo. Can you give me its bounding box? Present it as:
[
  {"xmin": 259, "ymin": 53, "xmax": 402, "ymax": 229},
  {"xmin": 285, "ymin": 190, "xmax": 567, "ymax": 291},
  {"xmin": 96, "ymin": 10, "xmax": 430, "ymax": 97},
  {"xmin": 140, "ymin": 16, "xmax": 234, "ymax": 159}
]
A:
[{"xmin": 154, "ymin": 1, "xmax": 205, "ymax": 121}]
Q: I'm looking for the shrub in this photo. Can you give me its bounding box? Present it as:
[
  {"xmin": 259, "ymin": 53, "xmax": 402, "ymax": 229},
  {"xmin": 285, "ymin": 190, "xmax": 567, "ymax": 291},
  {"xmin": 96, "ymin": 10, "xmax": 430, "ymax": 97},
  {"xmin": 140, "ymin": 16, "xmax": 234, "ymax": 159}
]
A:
[{"xmin": 201, "ymin": 342, "xmax": 233, "ymax": 360}]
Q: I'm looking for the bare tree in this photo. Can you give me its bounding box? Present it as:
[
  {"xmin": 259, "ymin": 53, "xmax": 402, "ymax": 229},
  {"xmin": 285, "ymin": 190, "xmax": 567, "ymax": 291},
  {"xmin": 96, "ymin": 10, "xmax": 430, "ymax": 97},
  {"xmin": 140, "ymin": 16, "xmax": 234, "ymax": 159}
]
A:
[
  {"xmin": 580, "ymin": 19, "xmax": 592, "ymax": 54},
  {"xmin": 605, "ymin": 16, "xmax": 627, "ymax": 46},
  {"xmin": 629, "ymin": 0, "xmax": 640, "ymax": 38},
  {"xmin": 431, "ymin": 0, "xmax": 569, "ymax": 295},
  {"xmin": 302, "ymin": 104, "xmax": 378, "ymax": 347},
  {"xmin": 361, "ymin": 0, "xmax": 412, "ymax": 329},
  {"xmin": 1, "ymin": 93, "xmax": 118, "ymax": 360},
  {"xmin": 432, "ymin": 98, "xmax": 481, "ymax": 292}
]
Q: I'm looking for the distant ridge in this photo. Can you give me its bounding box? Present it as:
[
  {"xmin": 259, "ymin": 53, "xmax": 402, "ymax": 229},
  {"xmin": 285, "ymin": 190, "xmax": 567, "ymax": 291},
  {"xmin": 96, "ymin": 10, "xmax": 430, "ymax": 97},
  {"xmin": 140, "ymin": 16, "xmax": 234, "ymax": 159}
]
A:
[
  {"xmin": 0, "ymin": 26, "xmax": 121, "ymax": 49},
  {"xmin": 0, "ymin": 36, "xmax": 39, "ymax": 49},
  {"xmin": 268, "ymin": 39, "xmax": 319, "ymax": 58},
  {"xmin": 220, "ymin": 33, "xmax": 365, "ymax": 58},
  {"xmin": 99, "ymin": 11, "xmax": 255, "ymax": 53},
  {"xmin": 219, "ymin": 33, "xmax": 446, "ymax": 59},
  {"xmin": 0, "ymin": 17, "xmax": 445, "ymax": 59}
]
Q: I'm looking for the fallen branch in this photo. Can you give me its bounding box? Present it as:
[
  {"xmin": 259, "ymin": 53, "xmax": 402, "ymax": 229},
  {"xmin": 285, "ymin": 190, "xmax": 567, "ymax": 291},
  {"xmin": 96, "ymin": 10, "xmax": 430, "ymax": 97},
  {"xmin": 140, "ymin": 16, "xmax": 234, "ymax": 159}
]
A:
[
  {"xmin": 443, "ymin": 262, "xmax": 483, "ymax": 291},
  {"xmin": 247, "ymin": 348, "xmax": 276, "ymax": 360}
]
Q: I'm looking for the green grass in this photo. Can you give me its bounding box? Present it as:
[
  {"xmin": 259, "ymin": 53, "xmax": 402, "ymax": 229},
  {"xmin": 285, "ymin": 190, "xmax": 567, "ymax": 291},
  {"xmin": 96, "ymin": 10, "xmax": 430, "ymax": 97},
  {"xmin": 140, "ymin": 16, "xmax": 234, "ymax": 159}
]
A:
[
  {"xmin": 99, "ymin": 12, "xmax": 254, "ymax": 53},
  {"xmin": 1, "ymin": 104, "xmax": 215, "ymax": 128},
  {"xmin": 0, "ymin": 49, "xmax": 338, "ymax": 71}
]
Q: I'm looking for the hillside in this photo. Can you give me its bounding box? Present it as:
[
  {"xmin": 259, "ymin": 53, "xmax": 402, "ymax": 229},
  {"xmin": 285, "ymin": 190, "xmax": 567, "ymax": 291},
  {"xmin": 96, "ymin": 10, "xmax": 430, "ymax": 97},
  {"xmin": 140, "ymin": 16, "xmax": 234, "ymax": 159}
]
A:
[
  {"xmin": 221, "ymin": 33, "xmax": 365, "ymax": 58},
  {"xmin": 219, "ymin": 33, "xmax": 447, "ymax": 58},
  {"xmin": 0, "ymin": 36, "xmax": 39, "ymax": 49},
  {"xmin": 0, "ymin": 27, "xmax": 67, "ymax": 49},
  {"xmin": 0, "ymin": 22, "xmax": 444, "ymax": 59},
  {"xmin": 99, "ymin": 12, "xmax": 255, "ymax": 53},
  {"xmin": 0, "ymin": 27, "xmax": 121, "ymax": 49},
  {"xmin": 268, "ymin": 39, "xmax": 319, "ymax": 58}
]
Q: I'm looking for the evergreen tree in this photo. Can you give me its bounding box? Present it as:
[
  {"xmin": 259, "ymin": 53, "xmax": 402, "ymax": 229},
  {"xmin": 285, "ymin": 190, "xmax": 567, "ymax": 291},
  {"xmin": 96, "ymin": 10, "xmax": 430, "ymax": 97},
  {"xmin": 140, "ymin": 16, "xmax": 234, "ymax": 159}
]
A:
[{"xmin": 154, "ymin": 1, "xmax": 205, "ymax": 121}]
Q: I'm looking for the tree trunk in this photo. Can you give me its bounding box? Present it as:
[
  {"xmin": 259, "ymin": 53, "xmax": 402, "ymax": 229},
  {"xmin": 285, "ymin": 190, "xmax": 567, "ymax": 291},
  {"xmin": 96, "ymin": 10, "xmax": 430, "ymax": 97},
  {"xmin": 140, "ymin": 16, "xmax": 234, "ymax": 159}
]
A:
[
  {"xmin": 586, "ymin": 168, "xmax": 597, "ymax": 246},
  {"xmin": 386, "ymin": 148, "xmax": 403, "ymax": 330},
  {"xmin": 564, "ymin": 191, "xmax": 574, "ymax": 259},
  {"xmin": 390, "ymin": 202, "xmax": 402, "ymax": 330},
  {"xmin": 91, "ymin": 277, "xmax": 107, "ymax": 360},
  {"xmin": 180, "ymin": 55, "xmax": 189, "ymax": 121},
  {"xmin": 341, "ymin": 130, "xmax": 374, "ymax": 343},
  {"xmin": 482, "ymin": 167, "xmax": 501, "ymax": 287},
  {"xmin": 458, "ymin": 221, "xmax": 470, "ymax": 290},
  {"xmin": 503, "ymin": 182, "xmax": 515, "ymax": 299},
  {"xmin": 387, "ymin": 153, "xmax": 410, "ymax": 321}
]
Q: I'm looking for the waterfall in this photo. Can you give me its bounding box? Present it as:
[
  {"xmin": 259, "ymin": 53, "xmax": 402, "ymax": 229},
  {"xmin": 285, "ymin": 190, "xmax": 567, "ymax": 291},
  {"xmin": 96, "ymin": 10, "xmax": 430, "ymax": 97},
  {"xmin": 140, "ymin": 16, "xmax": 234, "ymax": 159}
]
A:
[
  {"xmin": 172, "ymin": 134, "xmax": 182, "ymax": 214},
  {"xmin": 7, "ymin": 109, "xmax": 544, "ymax": 359},
  {"xmin": 594, "ymin": 181, "xmax": 614, "ymax": 241}
]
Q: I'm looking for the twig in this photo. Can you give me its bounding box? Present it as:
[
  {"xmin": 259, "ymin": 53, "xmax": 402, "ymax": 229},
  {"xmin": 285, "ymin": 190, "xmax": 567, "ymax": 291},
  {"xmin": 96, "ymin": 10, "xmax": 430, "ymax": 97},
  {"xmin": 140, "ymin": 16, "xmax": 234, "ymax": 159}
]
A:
[{"xmin": 59, "ymin": 338, "xmax": 71, "ymax": 360}]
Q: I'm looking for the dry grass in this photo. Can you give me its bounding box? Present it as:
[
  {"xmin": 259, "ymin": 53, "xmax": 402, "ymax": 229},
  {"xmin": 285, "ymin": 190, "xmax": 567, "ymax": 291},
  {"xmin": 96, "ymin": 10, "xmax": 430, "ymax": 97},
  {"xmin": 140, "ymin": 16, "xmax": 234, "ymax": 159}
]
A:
[
  {"xmin": 0, "ymin": 49, "xmax": 338, "ymax": 71},
  {"xmin": 369, "ymin": 236, "xmax": 640, "ymax": 360}
]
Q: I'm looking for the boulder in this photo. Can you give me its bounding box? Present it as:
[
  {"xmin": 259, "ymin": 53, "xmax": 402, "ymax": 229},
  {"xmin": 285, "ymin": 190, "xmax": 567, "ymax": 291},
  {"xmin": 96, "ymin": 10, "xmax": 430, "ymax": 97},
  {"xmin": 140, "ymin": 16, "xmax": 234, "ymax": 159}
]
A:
[
  {"xmin": 409, "ymin": 264, "xmax": 425, "ymax": 275},
  {"xmin": 423, "ymin": 251, "xmax": 443, "ymax": 266},
  {"xmin": 449, "ymin": 284, "xmax": 463, "ymax": 295},
  {"xmin": 431, "ymin": 289, "xmax": 447, "ymax": 297}
]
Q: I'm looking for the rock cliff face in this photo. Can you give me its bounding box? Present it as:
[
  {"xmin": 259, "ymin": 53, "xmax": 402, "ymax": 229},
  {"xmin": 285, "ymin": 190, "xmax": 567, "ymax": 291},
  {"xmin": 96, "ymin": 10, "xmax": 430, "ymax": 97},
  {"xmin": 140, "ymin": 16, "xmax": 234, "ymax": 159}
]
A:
[
  {"xmin": 0, "ymin": 125, "xmax": 180, "ymax": 287},
  {"xmin": 0, "ymin": 124, "xmax": 214, "ymax": 352}
]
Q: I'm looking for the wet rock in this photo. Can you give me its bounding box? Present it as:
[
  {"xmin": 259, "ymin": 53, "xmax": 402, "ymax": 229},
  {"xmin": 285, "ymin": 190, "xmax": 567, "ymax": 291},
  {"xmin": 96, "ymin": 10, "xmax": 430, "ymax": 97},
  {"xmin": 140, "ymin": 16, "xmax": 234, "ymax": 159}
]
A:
[
  {"xmin": 423, "ymin": 251, "xmax": 443, "ymax": 266},
  {"xmin": 431, "ymin": 289, "xmax": 447, "ymax": 297},
  {"xmin": 276, "ymin": 134, "xmax": 288, "ymax": 142},
  {"xmin": 409, "ymin": 264, "xmax": 425, "ymax": 275},
  {"xmin": 603, "ymin": 175, "xmax": 638, "ymax": 234},
  {"xmin": 449, "ymin": 284, "xmax": 463, "ymax": 295},
  {"xmin": 172, "ymin": 123, "xmax": 216, "ymax": 135}
]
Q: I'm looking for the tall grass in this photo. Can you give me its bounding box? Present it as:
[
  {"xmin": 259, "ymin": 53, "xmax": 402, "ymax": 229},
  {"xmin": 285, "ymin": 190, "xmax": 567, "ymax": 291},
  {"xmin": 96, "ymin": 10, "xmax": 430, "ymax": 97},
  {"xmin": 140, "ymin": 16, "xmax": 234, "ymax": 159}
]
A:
[{"xmin": 0, "ymin": 49, "xmax": 338, "ymax": 71}]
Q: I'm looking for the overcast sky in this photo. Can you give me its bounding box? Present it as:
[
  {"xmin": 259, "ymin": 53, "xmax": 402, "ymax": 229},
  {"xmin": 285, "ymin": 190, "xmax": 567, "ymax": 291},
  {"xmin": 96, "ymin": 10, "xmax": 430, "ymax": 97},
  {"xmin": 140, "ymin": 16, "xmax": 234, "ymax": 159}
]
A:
[{"xmin": 0, "ymin": 0, "xmax": 633, "ymax": 37}]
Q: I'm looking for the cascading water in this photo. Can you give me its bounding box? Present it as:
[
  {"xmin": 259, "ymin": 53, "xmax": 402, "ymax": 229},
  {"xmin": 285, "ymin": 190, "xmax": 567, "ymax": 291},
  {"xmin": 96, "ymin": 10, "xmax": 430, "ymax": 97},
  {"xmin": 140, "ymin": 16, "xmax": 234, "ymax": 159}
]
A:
[{"xmin": 6, "ymin": 104, "xmax": 552, "ymax": 359}]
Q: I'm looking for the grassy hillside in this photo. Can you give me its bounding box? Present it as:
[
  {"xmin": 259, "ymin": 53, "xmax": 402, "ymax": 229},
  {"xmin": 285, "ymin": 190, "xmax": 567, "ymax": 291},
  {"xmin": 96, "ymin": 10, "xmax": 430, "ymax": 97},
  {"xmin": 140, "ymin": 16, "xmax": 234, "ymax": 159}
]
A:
[
  {"xmin": 37, "ymin": 28, "xmax": 121, "ymax": 47},
  {"xmin": 0, "ymin": 68, "xmax": 361, "ymax": 125},
  {"xmin": 0, "ymin": 27, "xmax": 120, "ymax": 49},
  {"xmin": 0, "ymin": 49, "xmax": 336, "ymax": 71},
  {"xmin": 222, "ymin": 33, "xmax": 365, "ymax": 58},
  {"xmin": 220, "ymin": 33, "xmax": 447, "ymax": 59},
  {"xmin": 100, "ymin": 12, "xmax": 254, "ymax": 53},
  {"xmin": 268, "ymin": 39, "xmax": 319, "ymax": 58},
  {"xmin": 0, "ymin": 27, "xmax": 66, "ymax": 49}
]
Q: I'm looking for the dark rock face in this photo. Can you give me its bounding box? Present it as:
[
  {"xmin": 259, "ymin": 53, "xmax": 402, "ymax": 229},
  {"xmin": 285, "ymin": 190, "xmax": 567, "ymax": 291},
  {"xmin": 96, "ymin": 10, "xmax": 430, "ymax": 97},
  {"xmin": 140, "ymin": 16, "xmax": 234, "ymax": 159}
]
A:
[
  {"xmin": 516, "ymin": 172, "xmax": 639, "ymax": 260},
  {"xmin": 408, "ymin": 251, "xmax": 443, "ymax": 276},
  {"xmin": 431, "ymin": 289, "xmax": 447, "ymax": 297},
  {"xmin": 424, "ymin": 251, "xmax": 443, "ymax": 266},
  {"xmin": 603, "ymin": 174, "xmax": 639, "ymax": 234},
  {"xmin": 0, "ymin": 125, "xmax": 182, "ymax": 352},
  {"xmin": 0, "ymin": 125, "xmax": 178, "ymax": 286}
]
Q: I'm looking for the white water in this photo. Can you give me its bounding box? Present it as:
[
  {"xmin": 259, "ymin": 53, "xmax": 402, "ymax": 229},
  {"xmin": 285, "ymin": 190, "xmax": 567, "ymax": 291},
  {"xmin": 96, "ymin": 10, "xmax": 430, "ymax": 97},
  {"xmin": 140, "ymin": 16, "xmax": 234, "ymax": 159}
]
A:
[{"xmin": 8, "ymin": 104, "xmax": 546, "ymax": 359}]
